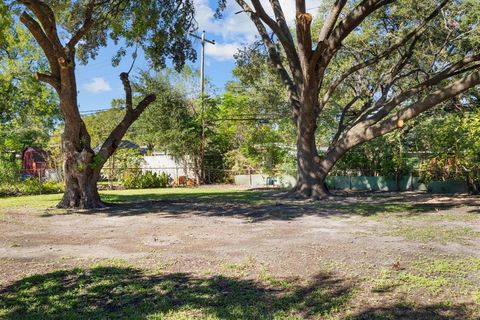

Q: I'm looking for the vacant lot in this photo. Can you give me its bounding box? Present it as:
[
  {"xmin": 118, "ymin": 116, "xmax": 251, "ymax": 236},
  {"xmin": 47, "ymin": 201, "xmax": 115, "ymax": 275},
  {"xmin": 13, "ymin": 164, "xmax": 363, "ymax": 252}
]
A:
[{"xmin": 1, "ymin": 187, "xmax": 479, "ymax": 319}]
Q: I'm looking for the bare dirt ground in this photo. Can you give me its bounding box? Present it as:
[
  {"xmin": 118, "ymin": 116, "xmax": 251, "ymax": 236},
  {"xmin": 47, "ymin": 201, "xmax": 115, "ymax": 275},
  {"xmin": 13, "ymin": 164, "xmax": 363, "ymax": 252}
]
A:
[{"xmin": 1, "ymin": 190, "xmax": 479, "ymax": 319}]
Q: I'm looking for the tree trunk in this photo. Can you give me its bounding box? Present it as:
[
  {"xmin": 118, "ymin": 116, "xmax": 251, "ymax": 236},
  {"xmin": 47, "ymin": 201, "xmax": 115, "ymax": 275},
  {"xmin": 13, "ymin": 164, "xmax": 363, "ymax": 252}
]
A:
[
  {"xmin": 58, "ymin": 167, "xmax": 102, "ymax": 208},
  {"xmin": 291, "ymin": 87, "xmax": 348, "ymax": 199},
  {"xmin": 56, "ymin": 60, "xmax": 104, "ymax": 209},
  {"xmin": 292, "ymin": 118, "xmax": 328, "ymax": 198},
  {"xmin": 293, "ymin": 131, "xmax": 348, "ymax": 199},
  {"xmin": 291, "ymin": 87, "xmax": 331, "ymax": 199}
]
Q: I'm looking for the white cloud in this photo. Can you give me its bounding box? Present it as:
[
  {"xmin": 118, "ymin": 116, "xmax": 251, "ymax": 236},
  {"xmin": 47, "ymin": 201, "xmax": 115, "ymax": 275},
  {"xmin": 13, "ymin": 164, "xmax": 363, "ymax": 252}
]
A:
[
  {"xmin": 205, "ymin": 42, "xmax": 242, "ymax": 61},
  {"xmin": 83, "ymin": 77, "xmax": 112, "ymax": 93}
]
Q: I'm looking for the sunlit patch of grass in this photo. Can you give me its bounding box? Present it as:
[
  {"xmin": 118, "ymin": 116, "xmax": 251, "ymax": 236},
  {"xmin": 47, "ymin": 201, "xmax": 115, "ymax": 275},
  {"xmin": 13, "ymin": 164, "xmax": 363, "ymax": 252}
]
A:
[
  {"xmin": 371, "ymin": 257, "xmax": 480, "ymax": 302},
  {"xmin": 0, "ymin": 193, "xmax": 63, "ymax": 209},
  {"xmin": 421, "ymin": 258, "xmax": 480, "ymax": 275},
  {"xmin": 389, "ymin": 223, "xmax": 480, "ymax": 244},
  {"xmin": 100, "ymin": 187, "xmax": 274, "ymax": 206},
  {"xmin": 222, "ymin": 256, "xmax": 256, "ymax": 277},
  {"xmin": 0, "ymin": 187, "xmax": 274, "ymax": 212},
  {"xmin": 90, "ymin": 258, "xmax": 131, "ymax": 269},
  {"xmin": 397, "ymin": 273, "xmax": 449, "ymax": 294},
  {"xmin": 473, "ymin": 291, "xmax": 480, "ymax": 304}
]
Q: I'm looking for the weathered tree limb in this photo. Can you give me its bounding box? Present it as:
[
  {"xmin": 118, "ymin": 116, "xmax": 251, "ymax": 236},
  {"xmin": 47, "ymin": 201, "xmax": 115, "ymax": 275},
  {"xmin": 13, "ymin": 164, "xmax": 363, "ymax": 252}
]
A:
[
  {"xmin": 236, "ymin": 0, "xmax": 301, "ymax": 115},
  {"xmin": 250, "ymin": 0, "xmax": 302, "ymax": 82},
  {"xmin": 35, "ymin": 72, "xmax": 60, "ymax": 91},
  {"xmin": 97, "ymin": 72, "xmax": 156, "ymax": 168},
  {"xmin": 361, "ymin": 71, "xmax": 480, "ymax": 141},
  {"xmin": 318, "ymin": 0, "xmax": 347, "ymax": 42}
]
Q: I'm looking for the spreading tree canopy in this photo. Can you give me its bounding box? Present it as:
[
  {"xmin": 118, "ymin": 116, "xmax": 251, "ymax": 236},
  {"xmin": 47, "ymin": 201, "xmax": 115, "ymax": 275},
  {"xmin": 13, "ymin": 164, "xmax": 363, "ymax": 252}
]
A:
[
  {"xmin": 4, "ymin": 0, "xmax": 199, "ymax": 208},
  {"xmin": 229, "ymin": 0, "xmax": 480, "ymax": 198}
]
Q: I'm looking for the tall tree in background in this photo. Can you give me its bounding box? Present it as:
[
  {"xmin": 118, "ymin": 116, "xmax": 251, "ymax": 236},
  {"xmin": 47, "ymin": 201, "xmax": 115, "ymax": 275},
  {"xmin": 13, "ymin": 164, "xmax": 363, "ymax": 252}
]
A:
[
  {"xmin": 232, "ymin": 0, "xmax": 480, "ymax": 198},
  {"xmin": 7, "ymin": 0, "xmax": 198, "ymax": 208},
  {"xmin": 133, "ymin": 70, "xmax": 211, "ymax": 183},
  {"xmin": 0, "ymin": 2, "xmax": 59, "ymax": 156}
]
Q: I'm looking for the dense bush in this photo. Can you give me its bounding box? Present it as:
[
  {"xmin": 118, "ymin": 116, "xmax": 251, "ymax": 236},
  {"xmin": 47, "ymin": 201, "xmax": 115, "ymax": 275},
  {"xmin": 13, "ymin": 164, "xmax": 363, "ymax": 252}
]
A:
[
  {"xmin": 0, "ymin": 178, "xmax": 63, "ymax": 196},
  {"xmin": 0, "ymin": 157, "xmax": 21, "ymax": 184},
  {"xmin": 121, "ymin": 171, "xmax": 170, "ymax": 189}
]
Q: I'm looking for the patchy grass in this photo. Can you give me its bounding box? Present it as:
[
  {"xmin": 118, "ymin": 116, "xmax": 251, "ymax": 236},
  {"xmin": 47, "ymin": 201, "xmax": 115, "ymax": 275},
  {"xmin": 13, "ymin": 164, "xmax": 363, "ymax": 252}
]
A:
[
  {"xmin": 318, "ymin": 202, "xmax": 480, "ymax": 223},
  {"xmin": 2, "ymin": 258, "xmax": 478, "ymax": 320},
  {"xmin": 0, "ymin": 263, "xmax": 354, "ymax": 320},
  {"xmin": 473, "ymin": 291, "xmax": 480, "ymax": 304},
  {"xmin": 1, "ymin": 190, "xmax": 479, "ymax": 318},
  {"xmin": 222, "ymin": 256, "xmax": 256, "ymax": 277},
  {"xmin": 372, "ymin": 257, "xmax": 480, "ymax": 300},
  {"xmin": 318, "ymin": 202, "xmax": 453, "ymax": 217},
  {"xmin": 389, "ymin": 223, "xmax": 480, "ymax": 244}
]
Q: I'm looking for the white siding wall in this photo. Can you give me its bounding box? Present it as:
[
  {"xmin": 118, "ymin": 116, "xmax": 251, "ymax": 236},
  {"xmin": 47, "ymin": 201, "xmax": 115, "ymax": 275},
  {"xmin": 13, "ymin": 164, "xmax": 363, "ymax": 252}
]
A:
[{"xmin": 142, "ymin": 154, "xmax": 194, "ymax": 179}]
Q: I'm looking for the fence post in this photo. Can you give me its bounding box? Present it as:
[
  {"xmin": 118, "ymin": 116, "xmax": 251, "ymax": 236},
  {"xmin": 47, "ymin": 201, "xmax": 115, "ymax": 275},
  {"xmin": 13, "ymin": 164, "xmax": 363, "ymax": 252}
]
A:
[
  {"xmin": 409, "ymin": 172, "xmax": 414, "ymax": 191},
  {"xmin": 175, "ymin": 167, "xmax": 179, "ymax": 187},
  {"xmin": 248, "ymin": 167, "xmax": 252, "ymax": 187},
  {"xmin": 465, "ymin": 169, "xmax": 470, "ymax": 195}
]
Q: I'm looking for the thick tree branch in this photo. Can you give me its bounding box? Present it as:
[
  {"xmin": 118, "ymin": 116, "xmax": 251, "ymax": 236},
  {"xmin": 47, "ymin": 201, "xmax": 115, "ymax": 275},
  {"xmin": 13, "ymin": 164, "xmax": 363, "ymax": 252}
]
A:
[
  {"xmin": 120, "ymin": 72, "xmax": 133, "ymax": 111},
  {"xmin": 312, "ymin": 0, "xmax": 393, "ymax": 67},
  {"xmin": 35, "ymin": 72, "xmax": 60, "ymax": 91},
  {"xmin": 236, "ymin": 0, "xmax": 300, "ymax": 112},
  {"xmin": 362, "ymin": 54, "xmax": 480, "ymax": 124},
  {"xmin": 295, "ymin": 0, "xmax": 313, "ymax": 68},
  {"xmin": 250, "ymin": 0, "xmax": 301, "ymax": 80},
  {"xmin": 97, "ymin": 73, "xmax": 156, "ymax": 166},
  {"xmin": 19, "ymin": 11, "xmax": 60, "ymax": 77},
  {"xmin": 319, "ymin": 0, "xmax": 347, "ymax": 42},
  {"xmin": 67, "ymin": 0, "xmax": 96, "ymax": 51},
  {"xmin": 18, "ymin": 0, "xmax": 64, "ymax": 56},
  {"xmin": 269, "ymin": 0, "xmax": 294, "ymax": 45},
  {"xmin": 362, "ymin": 71, "xmax": 480, "ymax": 141},
  {"xmin": 329, "ymin": 0, "xmax": 393, "ymax": 47}
]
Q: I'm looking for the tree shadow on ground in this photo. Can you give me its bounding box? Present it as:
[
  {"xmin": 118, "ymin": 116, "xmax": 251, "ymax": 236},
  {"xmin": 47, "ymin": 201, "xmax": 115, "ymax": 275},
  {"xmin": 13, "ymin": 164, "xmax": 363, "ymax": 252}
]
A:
[
  {"xmin": 40, "ymin": 190, "xmax": 480, "ymax": 222},
  {"xmin": 0, "ymin": 266, "xmax": 472, "ymax": 320},
  {"xmin": 0, "ymin": 266, "xmax": 351, "ymax": 319},
  {"xmin": 350, "ymin": 304, "xmax": 471, "ymax": 320}
]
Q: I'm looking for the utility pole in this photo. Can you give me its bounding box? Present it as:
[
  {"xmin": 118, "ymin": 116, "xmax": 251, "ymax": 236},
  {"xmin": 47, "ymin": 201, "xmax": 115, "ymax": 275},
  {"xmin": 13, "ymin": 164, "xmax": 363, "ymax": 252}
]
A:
[{"xmin": 190, "ymin": 31, "xmax": 215, "ymax": 184}]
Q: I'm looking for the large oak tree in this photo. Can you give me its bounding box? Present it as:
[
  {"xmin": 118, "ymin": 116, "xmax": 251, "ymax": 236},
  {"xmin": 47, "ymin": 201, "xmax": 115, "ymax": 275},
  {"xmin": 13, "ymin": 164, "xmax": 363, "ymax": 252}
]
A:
[
  {"xmin": 6, "ymin": 0, "xmax": 198, "ymax": 208},
  {"xmin": 232, "ymin": 0, "xmax": 480, "ymax": 198}
]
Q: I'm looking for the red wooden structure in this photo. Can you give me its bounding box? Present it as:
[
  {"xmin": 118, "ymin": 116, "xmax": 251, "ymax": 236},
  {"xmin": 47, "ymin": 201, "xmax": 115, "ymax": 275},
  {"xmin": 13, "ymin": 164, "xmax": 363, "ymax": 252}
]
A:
[{"xmin": 22, "ymin": 147, "xmax": 48, "ymax": 177}]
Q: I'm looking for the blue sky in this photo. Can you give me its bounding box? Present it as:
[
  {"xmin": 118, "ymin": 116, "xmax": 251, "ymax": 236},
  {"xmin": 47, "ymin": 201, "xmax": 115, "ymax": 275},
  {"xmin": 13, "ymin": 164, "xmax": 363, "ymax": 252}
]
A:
[{"xmin": 76, "ymin": 0, "xmax": 323, "ymax": 113}]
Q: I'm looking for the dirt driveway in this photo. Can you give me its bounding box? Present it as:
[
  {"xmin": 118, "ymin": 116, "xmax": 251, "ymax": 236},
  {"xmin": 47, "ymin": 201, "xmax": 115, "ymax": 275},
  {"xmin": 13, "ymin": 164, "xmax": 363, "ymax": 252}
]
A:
[{"xmin": 1, "ymin": 190, "xmax": 479, "ymax": 319}]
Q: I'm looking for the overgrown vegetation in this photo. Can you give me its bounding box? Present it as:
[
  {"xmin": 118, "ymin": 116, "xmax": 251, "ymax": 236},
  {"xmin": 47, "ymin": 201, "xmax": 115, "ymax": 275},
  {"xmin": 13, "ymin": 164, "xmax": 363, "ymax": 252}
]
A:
[
  {"xmin": 0, "ymin": 157, "xmax": 62, "ymax": 197},
  {"xmin": 121, "ymin": 171, "xmax": 170, "ymax": 189}
]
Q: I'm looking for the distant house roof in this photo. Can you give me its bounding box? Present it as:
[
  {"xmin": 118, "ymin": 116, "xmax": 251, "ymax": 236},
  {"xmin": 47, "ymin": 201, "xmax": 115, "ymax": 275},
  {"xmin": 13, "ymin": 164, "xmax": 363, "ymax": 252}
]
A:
[{"xmin": 94, "ymin": 140, "xmax": 142, "ymax": 153}]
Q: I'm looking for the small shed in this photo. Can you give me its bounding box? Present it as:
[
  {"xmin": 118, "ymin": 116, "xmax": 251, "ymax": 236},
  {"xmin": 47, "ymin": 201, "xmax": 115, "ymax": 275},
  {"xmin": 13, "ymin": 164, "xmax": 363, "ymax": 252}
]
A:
[{"xmin": 22, "ymin": 147, "xmax": 48, "ymax": 177}]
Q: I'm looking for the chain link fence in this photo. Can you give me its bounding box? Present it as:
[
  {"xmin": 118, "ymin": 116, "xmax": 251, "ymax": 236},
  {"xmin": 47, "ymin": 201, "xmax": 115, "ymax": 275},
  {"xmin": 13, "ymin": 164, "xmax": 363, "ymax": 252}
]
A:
[{"xmin": 13, "ymin": 165, "xmax": 480, "ymax": 194}]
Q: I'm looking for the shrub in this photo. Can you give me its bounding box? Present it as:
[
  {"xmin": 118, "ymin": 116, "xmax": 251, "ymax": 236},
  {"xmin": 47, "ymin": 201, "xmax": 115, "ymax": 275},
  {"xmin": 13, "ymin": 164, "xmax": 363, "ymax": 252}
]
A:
[
  {"xmin": 0, "ymin": 158, "xmax": 21, "ymax": 184},
  {"xmin": 121, "ymin": 171, "xmax": 170, "ymax": 189},
  {"xmin": 0, "ymin": 178, "xmax": 64, "ymax": 197}
]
